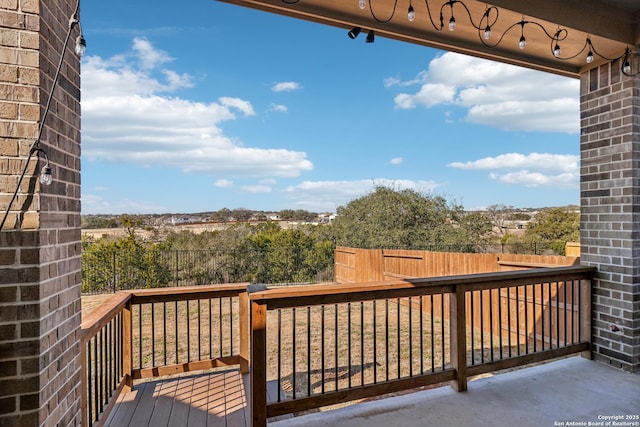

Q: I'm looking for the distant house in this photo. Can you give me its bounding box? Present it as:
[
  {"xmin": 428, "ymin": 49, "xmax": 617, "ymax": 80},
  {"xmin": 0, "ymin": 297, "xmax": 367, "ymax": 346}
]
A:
[
  {"xmin": 171, "ymin": 216, "xmax": 199, "ymax": 225},
  {"xmin": 318, "ymin": 213, "xmax": 336, "ymax": 223}
]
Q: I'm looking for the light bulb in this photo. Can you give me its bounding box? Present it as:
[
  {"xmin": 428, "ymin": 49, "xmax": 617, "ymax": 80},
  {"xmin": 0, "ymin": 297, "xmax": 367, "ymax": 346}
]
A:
[
  {"xmin": 359, "ymin": 0, "xmax": 365, "ymax": 10},
  {"xmin": 448, "ymin": 16, "xmax": 455, "ymax": 31},
  {"xmin": 518, "ymin": 35, "xmax": 526, "ymax": 49},
  {"xmin": 75, "ymin": 35, "xmax": 86, "ymax": 57},
  {"xmin": 553, "ymin": 44, "xmax": 561, "ymax": 58},
  {"xmin": 484, "ymin": 26, "xmax": 491, "ymax": 40},
  {"xmin": 407, "ymin": 4, "xmax": 415, "ymax": 21},
  {"xmin": 40, "ymin": 164, "xmax": 53, "ymax": 186},
  {"xmin": 623, "ymin": 60, "xmax": 631, "ymax": 74},
  {"xmin": 586, "ymin": 51, "xmax": 594, "ymax": 64}
]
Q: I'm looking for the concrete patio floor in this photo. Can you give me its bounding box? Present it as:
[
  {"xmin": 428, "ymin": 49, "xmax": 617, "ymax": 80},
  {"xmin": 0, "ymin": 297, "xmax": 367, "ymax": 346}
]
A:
[{"xmin": 272, "ymin": 356, "xmax": 640, "ymax": 427}]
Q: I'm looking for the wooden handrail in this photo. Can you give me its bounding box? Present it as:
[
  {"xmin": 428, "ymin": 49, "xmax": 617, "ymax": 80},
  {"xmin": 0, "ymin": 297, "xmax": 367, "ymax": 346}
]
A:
[
  {"xmin": 497, "ymin": 260, "xmax": 577, "ymax": 268},
  {"xmin": 81, "ymin": 291, "xmax": 131, "ymax": 341},
  {"xmin": 249, "ymin": 266, "xmax": 596, "ymax": 309},
  {"xmin": 81, "ymin": 283, "xmax": 251, "ymax": 427},
  {"xmin": 249, "ymin": 265, "xmax": 595, "ymax": 426},
  {"xmin": 127, "ymin": 282, "xmax": 249, "ymax": 303}
]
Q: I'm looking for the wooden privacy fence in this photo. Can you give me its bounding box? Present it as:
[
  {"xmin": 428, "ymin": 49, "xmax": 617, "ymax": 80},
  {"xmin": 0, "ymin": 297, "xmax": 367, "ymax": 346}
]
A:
[
  {"xmin": 81, "ymin": 265, "xmax": 594, "ymax": 427},
  {"xmin": 334, "ymin": 247, "xmax": 582, "ymax": 365},
  {"xmin": 334, "ymin": 246, "xmax": 579, "ymax": 283}
]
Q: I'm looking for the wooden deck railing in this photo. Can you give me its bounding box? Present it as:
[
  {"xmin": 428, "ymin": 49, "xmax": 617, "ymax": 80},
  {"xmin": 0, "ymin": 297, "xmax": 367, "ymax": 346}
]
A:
[
  {"xmin": 80, "ymin": 266, "xmax": 594, "ymax": 427},
  {"xmin": 80, "ymin": 283, "xmax": 249, "ymax": 427},
  {"xmin": 248, "ymin": 265, "xmax": 594, "ymax": 426}
]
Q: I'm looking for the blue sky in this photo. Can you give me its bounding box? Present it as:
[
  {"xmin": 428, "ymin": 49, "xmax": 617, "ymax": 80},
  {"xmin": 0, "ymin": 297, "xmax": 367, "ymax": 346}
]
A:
[{"xmin": 80, "ymin": 0, "xmax": 580, "ymax": 215}]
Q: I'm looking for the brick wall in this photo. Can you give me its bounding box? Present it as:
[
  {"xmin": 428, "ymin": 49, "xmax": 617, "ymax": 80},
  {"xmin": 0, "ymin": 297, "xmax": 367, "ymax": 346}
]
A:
[
  {"xmin": 0, "ymin": 0, "xmax": 82, "ymax": 425},
  {"xmin": 580, "ymin": 60, "xmax": 640, "ymax": 372}
]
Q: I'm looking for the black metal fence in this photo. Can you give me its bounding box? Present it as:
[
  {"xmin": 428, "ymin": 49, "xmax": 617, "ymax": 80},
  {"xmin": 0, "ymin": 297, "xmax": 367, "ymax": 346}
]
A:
[
  {"xmin": 81, "ymin": 242, "xmax": 571, "ymax": 294},
  {"xmin": 82, "ymin": 248, "xmax": 335, "ymax": 294}
]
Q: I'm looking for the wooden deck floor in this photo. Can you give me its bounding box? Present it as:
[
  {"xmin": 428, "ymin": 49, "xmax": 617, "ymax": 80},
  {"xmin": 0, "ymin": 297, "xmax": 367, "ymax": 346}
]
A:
[
  {"xmin": 104, "ymin": 369, "xmax": 290, "ymax": 427},
  {"xmin": 104, "ymin": 369, "xmax": 249, "ymax": 427}
]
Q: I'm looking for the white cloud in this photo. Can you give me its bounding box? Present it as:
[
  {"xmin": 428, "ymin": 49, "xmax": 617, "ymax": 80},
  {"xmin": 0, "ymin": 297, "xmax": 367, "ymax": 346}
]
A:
[
  {"xmin": 389, "ymin": 52, "xmax": 579, "ymax": 133},
  {"xmin": 268, "ymin": 104, "xmax": 288, "ymax": 113},
  {"xmin": 449, "ymin": 153, "xmax": 578, "ymax": 172},
  {"xmin": 241, "ymin": 185, "xmax": 272, "ymax": 193},
  {"xmin": 450, "ymin": 152, "xmax": 578, "ymax": 189},
  {"xmin": 219, "ymin": 97, "xmax": 255, "ymax": 117},
  {"xmin": 390, "ymin": 157, "xmax": 403, "ymax": 165},
  {"xmin": 82, "ymin": 39, "xmax": 313, "ymax": 178},
  {"xmin": 488, "ymin": 171, "xmax": 577, "ymax": 188},
  {"xmin": 283, "ymin": 179, "xmax": 440, "ymax": 211},
  {"xmin": 394, "ymin": 83, "xmax": 456, "ymax": 109},
  {"xmin": 272, "ymin": 82, "xmax": 302, "ymax": 92},
  {"xmin": 132, "ymin": 37, "xmax": 172, "ymax": 70},
  {"xmin": 214, "ymin": 179, "xmax": 234, "ymax": 188},
  {"xmin": 82, "ymin": 193, "xmax": 168, "ymax": 215}
]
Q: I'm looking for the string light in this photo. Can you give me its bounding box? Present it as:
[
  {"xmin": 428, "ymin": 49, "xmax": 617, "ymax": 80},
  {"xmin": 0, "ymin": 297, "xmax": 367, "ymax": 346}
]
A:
[
  {"xmin": 586, "ymin": 51, "xmax": 594, "ymax": 63},
  {"xmin": 518, "ymin": 35, "xmax": 526, "ymax": 49},
  {"xmin": 37, "ymin": 149, "xmax": 52, "ymax": 186},
  {"xmin": 75, "ymin": 35, "xmax": 86, "ymax": 57},
  {"xmin": 483, "ymin": 26, "xmax": 491, "ymax": 40},
  {"xmin": 407, "ymin": 2, "xmax": 415, "ymax": 22},
  {"xmin": 291, "ymin": 0, "xmax": 638, "ymax": 76},
  {"xmin": 518, "ymin": 20, "xmax": 526, "ymax": 49},
  {"xmin": 448, "ymin": 16, "xmax": 456, "ymax": 31},
  {"xmin": 0, "ymin": 1, "xmax": 85, "ymax": 230}
]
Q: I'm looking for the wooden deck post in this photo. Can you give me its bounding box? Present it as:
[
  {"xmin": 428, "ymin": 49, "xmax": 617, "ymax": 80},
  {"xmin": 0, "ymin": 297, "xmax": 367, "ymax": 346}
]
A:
[
  {"xmin": 250, "ymin": 296, "xmax": 268, "ymax": 427},
  {"xmin": 239, "ymin": 291, "xmax": 250, "ymax": 374},
  {"xmin": 580, "ymin": 278, "xmax": 592, "ymax": 359},
  {"xmin": 449, "ymin": 286, "xmax": 468, "ymax": 392},
  {"xmin": 123, "ymin": 300, "xmax": 133, "ymax": 392},
  {"xmin": 80, "ymin": 337, "xmax": 88, "ymax": 427}
]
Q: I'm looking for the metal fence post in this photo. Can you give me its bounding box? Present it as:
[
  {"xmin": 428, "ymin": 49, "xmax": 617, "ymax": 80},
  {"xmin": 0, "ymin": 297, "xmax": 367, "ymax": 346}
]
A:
[
  {"xmin": 113, "ymin": 251, "xmax": 117, "ymax": 293},
  {"xmin": 175, "ymin": 250, "xmax": 179, "ymax": 287}
]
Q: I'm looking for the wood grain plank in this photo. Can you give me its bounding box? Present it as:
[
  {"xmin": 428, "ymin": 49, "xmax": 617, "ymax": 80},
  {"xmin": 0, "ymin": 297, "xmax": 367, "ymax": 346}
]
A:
[
  {"xmin": 147, "ymin": 378, "xmax": 178, "ymax": 427},
  {"xmin": 103, "ymin": 383, "xmax": 143, "ymax": 427},
  {"xmin": 127, "ymin": 381, "xmax": 159, "ymax": 426},
  {"xmin": 187, "ymin": 375, "xmax": 210, "ymax": 427},
  {"xmin": 224, "ymin": 370, "xmax": 248, "ymax": 427},
  {"xmin": 168, "ymin": 377, "xmax": 195, "ymax": 427},
  {"xmin": 206, "ymin": 372, "xmax": 228, "ymax": 427}
]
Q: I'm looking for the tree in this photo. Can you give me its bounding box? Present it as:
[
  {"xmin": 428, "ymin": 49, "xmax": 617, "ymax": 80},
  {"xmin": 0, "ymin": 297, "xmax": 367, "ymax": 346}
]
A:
[
  {"xmin": 82, "ymin": 232, "xmax": 172, "ymax": 293},
  {"xmin": 246, "ymin": 223, "xmax": 334, "ymax": 284},
  {"xmin": 485, "ymin": 204, "xmax": 514, "ymax": 238},
  {"xmin": 522, "ymin": 207, "xmax": 580, "ymax": 255},
  {"xmin": 279, "ymin": 209, "xmax": 317, "ymax": 221},
  {"xmin": 231, "ymin": 208, "xmax": 253, "ymax": 222},
  {"xmin": 210, "ymin": 208, "xmax": 232, "ymax": 223},
  {"xmin": 329, "ymin": 186, "xmax": 489, "ymax": 250}
]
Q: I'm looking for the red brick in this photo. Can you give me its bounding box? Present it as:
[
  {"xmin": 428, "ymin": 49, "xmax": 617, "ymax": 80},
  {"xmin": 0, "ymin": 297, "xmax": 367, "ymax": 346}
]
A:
[
  {"xmin": 19, "ymin": 393, "xmax": 38, "ymax": 411},
  {"xmin": 0, "ymin": 324, "xmax": 16, "ymax": 340},
  {"xmin": 0, "ymin": 396, "xmax": 16, "ymax": 415}
]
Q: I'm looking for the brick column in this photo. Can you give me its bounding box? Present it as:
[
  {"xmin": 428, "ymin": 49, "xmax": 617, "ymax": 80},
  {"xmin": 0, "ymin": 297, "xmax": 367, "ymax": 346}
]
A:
[
  {"xmin": 0, "ymin": 0, "xmax": 82, "ymax": 425},
  {"xmin": 580, "ymin": 60, "xmax": 640, "ymax": 373}
]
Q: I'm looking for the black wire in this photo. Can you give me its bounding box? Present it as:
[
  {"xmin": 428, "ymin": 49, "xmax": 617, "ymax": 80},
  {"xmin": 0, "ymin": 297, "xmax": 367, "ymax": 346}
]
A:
[
  {"xmin": 368, "ymin": 0, "xmax": 399, "ymax": 24},
  {"xmin": 0, "ymin": 0, "xmax": 81, "ymax": 231}
]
